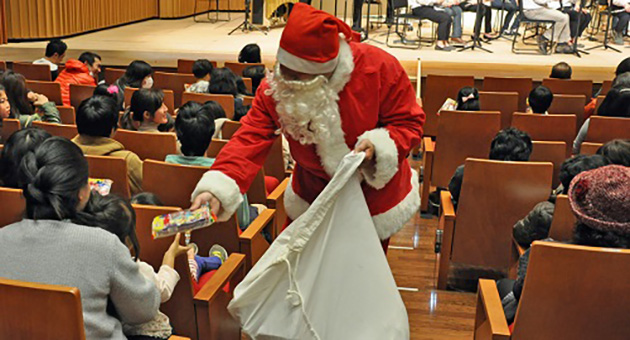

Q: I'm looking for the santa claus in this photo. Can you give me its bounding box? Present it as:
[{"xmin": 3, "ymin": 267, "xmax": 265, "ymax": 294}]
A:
[{"xmin": 191, "ymin": 3, "xmax": 425, "ymax": 245}]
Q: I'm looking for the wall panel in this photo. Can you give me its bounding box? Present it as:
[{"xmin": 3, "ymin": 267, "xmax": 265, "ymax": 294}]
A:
[{"xmin": 158, "ymin": 0, "xmax": 245, "ymax": 18}]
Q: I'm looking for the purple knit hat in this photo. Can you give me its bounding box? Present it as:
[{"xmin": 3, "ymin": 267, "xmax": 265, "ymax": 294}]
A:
[{"xmin": 568, "ymin": 165, "xmax": 630, "ymax": 233}]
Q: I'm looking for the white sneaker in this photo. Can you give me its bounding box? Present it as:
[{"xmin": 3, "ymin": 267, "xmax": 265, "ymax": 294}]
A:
[{"xmin": 209, "ymin": 244, "xmax": 228, "ymax": 264}]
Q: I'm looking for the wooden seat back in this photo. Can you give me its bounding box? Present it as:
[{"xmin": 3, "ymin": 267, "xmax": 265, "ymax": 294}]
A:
[
  {"xmin": 529, "ymin": 141, "xmax": 566, "ymax": 188},
  {"xmin": 13, "ymin": 62, "xmax": 52, "ymax": 81},
  {"xmin": 479, "ymin": 91, "xmax": 519, "ymax": 128},
  {"xmin": 85, "ymin": 155, "xmax": 131, "ymax": 199},
  {"xmin": 423, "ymin": 75, "xmax": 475, "ymax": 137},
  {"xmin": 153, "ymin": 72, "xmax": 198, "ymax": 108},
  {"xmin": 600, "ymin": 80, "xmax": 613, "ymax": 95},
  {"xmin": 594, "ymin": 94, "xmax": 606, "ymax": 115},
  {"xmin": 142, "ymin": 160, "xmax": 208, "ymax": 208},
  {"xmin": 26, "ymin": 80, "xmax": 63, "ymax": 105},
  {"xmin": 585, "ymin": 116, "xmax": 630, "ymax": 144},
  {"xmin": 452, "ymin": 158, "xmax": 553, "ymax": 269},
  {"xmin": 511, "ymin": 113, "xmax": 576, "ymax": 158},
  {"xmin": 432, "ymin": 111, "xmax": 501, "ymax": 189},
  {"xmin": 1, "ymin": 118, "xmax": 21, "ymax": 142},
  {"xmin": 124, "ymin": 87, "xmax": 176, "ymax": 113},
  {"xmin": 221, "ymin": 120, "xmax": 241, "ymax": 139},
  {"xmin": 0, "ymin": 187, "xmax": 25, "ymax": 228},
  {"xmin": 243, "ymin": 77, "xmax": 253, "ymax": 93},
  {"xmin": 31, "ymin": 121, "xmax": 78, "ymax": 140},
  {"xmin": 548, "ymin": 194, "xmax": 576, "ymax": 242},
  {"xmin": 177, "ymin": 59, "xmax": 218, "ymax": 74},
  {"xmin": 579, "ymin": 142, "xmax": 603, "ymax": 155},
  {"xmin": 482, "ymin": 76, "xmax": 532, "ymax": 112},
  {"xmin": 0, "ymin": 61, "xmax": 5, "ymax": 71},
  {"xmin": 542, "ymin": 78, "xmax": 593, "ymax": 104},
  {"xmin": 57, "ymin": 106, "xmax": 76, "ymax": 124},
  {"xmin": 104, "ymin": 68, "xmax": 126, "ymax": 85},
  {"xmin": 0, "ymin": 277, "xmax": 84, "ymax": 340},
  {"xmin": 548, "ymin": 94, "xmax": 586, "ymax": 133},
  {"xmin": 113, "ymin": 129, "xmax": 177, "ymax": 161},
  {"xmin": 182, "ymin": 92, "xmax": 235, "ymax": 119},
  {"xmin": 224, "ymin": 62, "xmax": 265, "ymax": 76},
  {"xmin": 512, "ymin": 242, "xmax": 630, "ymax": 340},
  {"xmin": 69, "ymin": 84, "xmax": 96, "ymax": 109}
]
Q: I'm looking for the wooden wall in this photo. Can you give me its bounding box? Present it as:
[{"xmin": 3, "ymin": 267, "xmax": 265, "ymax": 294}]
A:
[
  {"xmin": 5, "ymin": 0, "xmax": 158, "ymax": 40},
  {"xmin": 158, "ymin": 0, "xmax": 244, "ymax": 18},
  {"xmin": 0, "ymin": 0, "xmax": 8, "ymax": 44}
]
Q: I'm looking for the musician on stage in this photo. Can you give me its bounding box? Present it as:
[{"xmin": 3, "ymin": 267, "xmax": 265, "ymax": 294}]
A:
[
  {"xmin": 352, "ymin": 0, "xmax": 395, "ymax": 33},
  {"xmin": 190, "ymin": 3, "xmax": 424, "ymax": 252}
]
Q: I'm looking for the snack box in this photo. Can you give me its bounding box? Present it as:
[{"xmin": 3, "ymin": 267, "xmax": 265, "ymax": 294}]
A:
[
  {"xmin": 89, "ymin": 178, "xmax": 113, "ymax": 196},
  {"xmin": 152, "ymin": 204, "xmax": 217, "ymax": 239}
]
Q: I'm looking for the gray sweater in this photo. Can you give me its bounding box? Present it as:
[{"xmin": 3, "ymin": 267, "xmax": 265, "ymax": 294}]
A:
[{"xmin": 0, "ymin": 219, "xmax": 160, "ymax": 339}]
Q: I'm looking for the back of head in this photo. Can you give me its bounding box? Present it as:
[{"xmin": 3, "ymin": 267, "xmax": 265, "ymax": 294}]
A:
[
  {"xmin": 175, "ymin": 101, "xmax": 215, "ymax": 157},
  {"xmin": 0, "ymin": 128, "xmax": 52, "ymax": 188},
  {"xmin": 612, "ymin": 72, "xmax": 630, "ymax": 89},
  {"xmin": 93, "ymin": 84, "xmax": 119, "ymax": 100},
  {"xmin": 121, "ymin": 60, "xmax": 153, "ymax": 88},
  {"xmin": 77, "ymin": 95, "xmax": 119, "ymax": 138},
  {"xmin": 45, "ymin": 39, "xmax": 67, "ymax": 58},
  {"xmin": 456, "ymin": 86, "xmax": 480, "ymax": 111},
  {"xmin": 550, "ymin": 62, "xmax": 572, "ymax": 79},
  {"xmin": 243, "ymin": 65, "xmax": 266, "ymax": 94},
  {"xmin": 528, "ymin": 86, "xmax": 554, "ymax": 114},
  {"xmin": 558, "ymin": 154, "xmax": 609, "ymax": 194},
  {"xmin": 73, "ymin": 193, "xmax": 140, "ymax": 259},
  {"xmin": 208, "ymin": 68, "xmax": 238, "ymax": 96},
  {"xmin": 78, "ymin": 52, "xmax": 101, "ymax": 67},
  {"xmin": 19, "ymin": 137, "xmax": 89, "ymax": 220},
  {"xmin": 596, "ymin": 87, "xmax": 630, "ymax": 118},
  {"xmin": 238, "ymin": 43, "xmax": 262, "ymax": 64},
  {"xmin": 201, "ymin": 100, "xmax": 226, "ymax": 120},
  {"xmin": 0, "ymin": 70, "xmax": 34, "ymax": 116},
  {"xmin": 615, "ymin": 57, "xmax": 630, "ymax": 76},
  {"xmin": 130, "ymin": 192, "xmax": 164, "ymax": 206},
  {"xmin": 192, "ymin": 59, "xmax": 214, "ymax": 79},
  {"xmin": 129, "ymin": 88, "xmax": 164, "ymax": 122},
  {"xmin": 597, "ymin": 139, "xmax": 630, "ymax": 166},
  {"xmin": 489, "ymin": 127, "xmax": 533, "ymax": 161}
]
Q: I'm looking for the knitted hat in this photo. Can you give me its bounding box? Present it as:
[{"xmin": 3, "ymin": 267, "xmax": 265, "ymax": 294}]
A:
[
  {"xmin": 568, "ymin": 165, "xmax": 630, "ymax": 233},
  {"xmin": 277, "ymin": 3, "xmax": 354, "ymax": 75}
]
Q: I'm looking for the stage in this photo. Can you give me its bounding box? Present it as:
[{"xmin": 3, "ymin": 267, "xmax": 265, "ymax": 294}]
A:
[{"xmin": 0, "ymin": 12, "xmax": 627, "ymax": 83}]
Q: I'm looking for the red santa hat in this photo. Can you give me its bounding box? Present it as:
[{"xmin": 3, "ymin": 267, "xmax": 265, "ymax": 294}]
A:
[{"xmin": 277, "ymin": 3, "xmax": 355, "ymax": 75}]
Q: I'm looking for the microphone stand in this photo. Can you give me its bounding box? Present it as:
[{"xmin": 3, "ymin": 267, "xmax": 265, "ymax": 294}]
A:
[
  {"xmin": 586, "ymin": 0, "xmax": 622, "ymax": 52},
  {"xmin": 459, "ymin": 2, "xmax": 493, "ymax": 52},
  {"xmin": 229, "ymin": 0, "xmax": 268, "ymax": 35}
]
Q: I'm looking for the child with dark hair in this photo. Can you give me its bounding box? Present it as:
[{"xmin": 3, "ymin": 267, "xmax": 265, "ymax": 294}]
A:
[
  {"xmin": 238, "ymin": 43, "xmax": 262, "ymax": 63},
  {"xmin": 187, "ymin": 59, "xmax": 214, "ymax": 94},
  {"xmin": 242, "ymin": 65, "xmax": 266, "ymax": 94},
  {"xmin": 120, "ymin": 88, "xmax": 169, "ymax": 132},
  {"xmin": 0, "ymin": 70, "xmax": 61, "ymax": 127},
  {"xmin": 201, "ymin": 100, "xmax": 229, "ymax": 139},
  {"xmin": 131, "ymin": 192, "xmax": 164, "ymax": 206},
  {"xmin": 527, "ymin": 86, "xmax": 554, "ymax": 114},
  {"xmin": 0, "ymin": 127, "xmax": 52, "ymax": 187},
  {"xmin": 550, "ymin": 62, "xmax": 572, "ymax": 79},
  {"xmin": 456, "ymin": 86, "xmax": 480, "ymax": 111},
  {"xmin": 0, "ymin": 83, "xmax": 11, "ymax": 122},
  {"xmin": 0, "ymin": 137, "xmax": 160, "ymax": 339},
  {"xmin": 448, "ymin": 128, "xmax": 533, "ymax": 208},
  {"xmin": 93, "ymin": 84, "xmax": 119, "ymax": 100},
  {"xmin": 114, "ymin": 60, "xmax": 154, "ymax": 110},
  {"xmin": 597, "ymin": 139, "xmax": 630, "ymax": 166},
  {"xmin": 33, "ymin": 39, "xmax": 67, "ymax": 80},
  {"xmin": 208, "ymin": 68, "xmax": 251, "ymax": 118}
]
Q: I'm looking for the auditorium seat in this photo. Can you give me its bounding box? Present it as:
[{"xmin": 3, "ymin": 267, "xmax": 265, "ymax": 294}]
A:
[
  {"xmin": 422, "ymin": 75, "xmax": 475, "ymax": 137},
  {"xmin": 420, "ymin": 110, "xmax": 501, "ymax": 212},
  {"xmin": 529, "ymin": 141, "xmax": 565, "ymax": 188},
  {"xmin": 600, "ymin": 80, "xmax": 613, "ymax": 95},
  {"xmin": 579, "ymin": 142, "xmax": 602, "ymax": 155},
  {"xmin": 0, "ymin": 187, "xmax": 25, "ymax": 228},
  {"xmin": 594, "ymin": 94, "xmax": 606, "ymax": 115},
  {"xmin": 243, "ymin": 95, "xmax": 254, "ymax": 107},
  {"xmin": 153, "ymin": 72, "xmax": 197, "ymax": 108},
  {"xmin": 585, "ymin": 116, "xmax": 630, "ymax": 144},
  {"xmin": 436, "ymin": 158, "xmax": 553, "ymax": 289},
  {"xmin": 482, "ymin": 76, "xmax": 532, "ymax": 112},
  {"xmin": 548, "ymin": 94, "xmax": 586, "ymax": 133},
  {"xmin": 511, "ymin": 113, "xmax": 576, "ymax": 157},
  {"xmin": 548, "ymin": 194, "xmax": 576, "ymax": 242},
  {"xmin": 69, "ymin": 83, "xmax": 96, "ymax": 109},
  {"xmin": 182, "ymin": 92, "xmax": 235, "ymax": 119},
  {"xmin": 224, "ymin": 62, "xmax": 265, "ymax": 77},
  {"xmin": 243, "ymin": 77, "xmax": 253, "ymax": 93},
  {"xmin": 124, "ymin": 87, "xmax": 175, "ymax": 113},
  {"xmin": 104, "ymin": 68, "xmax": 126, "ymax": 85},
  {"xmin": 1, "ymin": 118, "xmax": 20, "ymax": 142},
  {"xmin": 57, "ymin": 106, "xmax": 76, "ymax": 125},
  {"xmin": 177, "ymin": 59, "xmax": 218, "ymax": 74},
  {"xmin": 0, "ymin": 61, "xmax": 6, "ymax": 71},
  {"xmin": 479, "ymin": 91, "xmax": 519, "ymax": 128},
  {"xmin": 31, "ymin": 121, "xmax": 78, "ymax": 140},
  {"xmin": 85, "ymin": 155, "xmax": 131, "ymax": 199},
  {"xmin": 113, "ymin": 129, "xmax": 177, "ymax": 161},
  {"xmin": 542, "ymin": 78, "xmax": 593, "ymax": 105},
  {"xmin": 221, "ymin": 120, "xmax": 241, "ymax": 139},
  {"xmin": 143, "ymin": 160, "xmax": 208, "ymax": 208},
  {"xmin": 26, "ymin": 80, "xmax": 63, "ymax": 106},
  {"xmin": 475, "ymin": 242, "xmax": 630, "ymax": 340},
  {"xmin": 12, "ymin": 62, "xmax": 52, "ymax": 81}
]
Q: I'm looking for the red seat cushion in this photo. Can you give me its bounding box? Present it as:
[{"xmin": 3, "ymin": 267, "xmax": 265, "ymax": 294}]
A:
[
  {"xmin": 192, "ymin": 270, "xmax": 231, "ymax": 295},
  {"xmin": 264, "ymin": 176, "xmax": 280, "ymax": 195}
]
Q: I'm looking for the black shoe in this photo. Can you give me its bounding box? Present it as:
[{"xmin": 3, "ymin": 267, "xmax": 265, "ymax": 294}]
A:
[
  {"xmin": 537, "ymin": 35, "xmax": 549, "ymax": 54},
  {"xmin": 555, "ymin": 43, "xmax": 574, "ymax": 54},
  {"xmin": 435, "ymin": 44, "xmax": 455, "ymax": 51}
]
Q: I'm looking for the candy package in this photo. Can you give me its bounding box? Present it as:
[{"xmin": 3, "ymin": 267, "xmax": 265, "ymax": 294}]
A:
[
  {"xmin": 89, "ymin": 178, "xmax": 113, "ymax": 196},
  {"xmin": 152, "ymin": 204, "xmax": 217, "ymax": 239}
]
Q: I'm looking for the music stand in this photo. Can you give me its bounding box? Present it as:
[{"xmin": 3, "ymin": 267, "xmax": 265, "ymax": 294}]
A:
[
  {"xmin": 229, "ymin": 0, "xmax": 268, "ymax": 35},
  {"xmin": 459, "ymin": 3, "xmax": 493, "ymax": 53},
  {"xmin": 586, "ymin": 0, "xmax": 622, "ymax": 52}
]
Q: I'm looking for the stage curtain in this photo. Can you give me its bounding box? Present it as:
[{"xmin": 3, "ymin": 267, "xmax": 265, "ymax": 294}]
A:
[
  {"xmin": 159, "ymin": 0, "xmax": 245, "ymax": 18},
  {"xmin": 5, "ymin": 0, "xmax": 158, "ymax": 40},
  {"xmin": 0, "ymin": 0, "xmax": 7, "ymax": 44}
]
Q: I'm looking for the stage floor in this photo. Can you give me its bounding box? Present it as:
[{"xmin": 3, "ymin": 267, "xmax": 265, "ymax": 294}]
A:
[{"xmin": 0, "ymin": 13, "xmax": 627, "ymax": 82}]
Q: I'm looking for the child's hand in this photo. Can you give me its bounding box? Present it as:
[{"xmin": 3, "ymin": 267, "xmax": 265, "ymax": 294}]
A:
[{"xmin": 163, "ymin": 233, "xmax": 192, "ymax": 268}]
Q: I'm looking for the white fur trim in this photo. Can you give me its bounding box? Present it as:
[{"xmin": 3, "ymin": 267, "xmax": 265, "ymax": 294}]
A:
[
  {"xmin": 284, "ymin": 176, "xmax": 311, "ymax": 221},
  {"xmin": 191, "ymin": 171, "xmax": 243, "ymax": 222},
  {"xmin": 372, "ymin": 169, "xmax": 420, "ymax": 240},
  {"xmin": 356, "ymin": 128, "xmax": 399, "ymax": 190},
  {"xmin": 277, "ymin": 46, "xmax": 340, "ymax": 75}
]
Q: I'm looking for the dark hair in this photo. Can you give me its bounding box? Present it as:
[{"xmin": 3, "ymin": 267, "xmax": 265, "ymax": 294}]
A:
[
  {"xmin": 528, "ymin": 86, "xmax": 554, "ymax": 114},
  {"xmin": 489, "ymin": 128, "xmax": 533, "ymax": 162},
  {"xmin": 201, "ymin": 100, "xmax": 226, "ymax": 120},
  {"xmin": 76, "ymin": 96, "xmax": 119, "ymax": 137},
  {"xmin": 130, "ymin": 192, "xmax": 164, "ymax": 206},
  {"xmin": 615, "ymin": 57, "xmax": 630, "ymax": 76},
  {"xmin": 550, "ymin": 62, "xmax": 572, "ymax": 79},
  {"xmin": 612, "ymin": 72, "xmax": 630, "ymax": 88},
  {"xmin": 0, "ymin": 128, "xmax": 52, "ymax": 188},
  {"xmin": 243, "ymin": 65, "xmax": 266, "ymax": 94},
  {"xmin": 1, "ymin": 70, "xmax": 34, "ymax": 116},
  {"xmin": 192, "ymin": 59, "xmax": 214, "ymax": 79},
  {"xmin": 596, "ymin": 87, "xmax": 630, "ymax": 118},
  {"xmin": 456, "ymin": 87, "xmax": 480, "ymax": 111},
  {"xmin": 119, "ymin": 60, "xmax": 153, "ymax": 88},
  {"xmin": 208, "ymin": 68, "xmax": 239, "ymax": 96},
  {"xmin": 558, "ymin": 154, "xmax": 609, "ymax": 194},
  {"xmin": 93, "ymin": 84, "xmax": 118, "ymax": 100},
  {"xmin": 158, "ymin": 113, "xmax": 175, "ymax": 132},
  {"xmin": 73, "ymin": 193, "xmax": 140, "ymax": 260},
  {"xmin": 129, "ymin": 88, "xmax": 164, "ymax": 122},
  {"xmin": 597, "ymin": 139, "xmax": 630, "ymax": 166},
  {"xmin": 45, "ymin": 39, "xmax": 67, "ymax": 58},
  {"xmin": 78, "ymin": 52, "xmax": 101, "ymax": 66},
  {"xmin": 19, "ymin": 137, "xmax": 89, "ymax": 220},
  {"xmin": 238, "ymin": 43, "xmax": 262, "ymax": 64},
  {"xmin": 573, "ymin": 222, "xmax": 630, "ymax": 248},
  {"xmin": 175, "ymin": 101, "xmax": 215, "ymax": 156}
]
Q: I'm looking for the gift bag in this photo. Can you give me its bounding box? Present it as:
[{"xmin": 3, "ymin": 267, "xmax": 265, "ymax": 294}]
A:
[{"xmin": 227, "ymin": 152, "xmax": 409, "ymax": 340}]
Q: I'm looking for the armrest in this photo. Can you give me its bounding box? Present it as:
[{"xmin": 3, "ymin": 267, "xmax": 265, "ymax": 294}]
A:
[
  {"xmin": 423, "ymin": 136, "xmax": 435, "ymax": 153},
  {"xmin": 440, "ymin": 190, "xmax": 455, "ymax": 220},
  {"xmin": 240, "ymin": 208, "xmax": 275, "ymax": 240},
  {"xmin": 168, "ymin": 336, "xmax": 191, "ymax": 340},
  {"xmin": 474, "ymin": 279, "xmax": 510, "ymax": 340},
  {"xmin": 420, "ymin": 137, "xmax": 436, "ymax": 212},
  {"xmin": 437, "ymin": 190, "xmax": 456, "ymax": 290},
  {"xmin": 240, "ymin": 209, "xmax": 276, "ymax": 270},
  {"xmin": 194, "ymin": 253, "xmax": 246, "ymax": 301},
  {"xmin": 285, "ymin": 170, "xmax": 293, "ymax": 178},
  {"xmin": 509, "ymin": 237, "xmax": 526, "ymax": 279},
  {"xmin": 267, "ymin": 177, "xmax": 289, "ymax": 208}
]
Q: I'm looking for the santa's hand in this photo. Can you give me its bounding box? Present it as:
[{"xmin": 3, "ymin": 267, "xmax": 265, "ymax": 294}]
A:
[
  {"xmin": 355, "ymin": 139, "xmax": 375, "ymax": 161},
  {"xmin": 190, "ymin": 192, "xmax": 221, "ymax": 216}
]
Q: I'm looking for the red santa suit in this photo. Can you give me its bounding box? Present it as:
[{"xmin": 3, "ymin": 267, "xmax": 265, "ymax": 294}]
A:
[{"xmin": 191, "ymin": 4, "xmax": 425, "ymax": 240}]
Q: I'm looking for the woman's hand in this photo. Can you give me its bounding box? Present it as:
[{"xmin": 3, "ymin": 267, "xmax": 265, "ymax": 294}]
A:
[
  {"xmin": 162, "ymin": 233, "xmax": 192, "ymax": 268},
  {"xmin": 29, "ymin": 92, "xmax": 49, "ymax": 107}
]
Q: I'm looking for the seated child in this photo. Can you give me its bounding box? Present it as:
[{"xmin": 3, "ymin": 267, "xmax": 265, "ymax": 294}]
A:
[
  {"xmin": 242, "ymin": 65, "xmax": 266, "ymax": 94},
  {"xmin": 120, "ymin": 88, "xmax": 170, "ymax": 132},
  {"xmin": 550, "ymin": 62, "xmax": 572, "ymax": 79},
  {"xmin": 439, "ymin": 86, "xmax": 480, "ymax": 113},
  {"xmin": 201, "ymin": 100, "xmax": 229, "ymax": 139},
  {"xmin": 0, "ymin": 84, "xmax": 11, "ymax": 122},
  {"xmin": 0, "ymin": 127, "xmax": 52, "ymax": 187},
  {"xmin": 597, "ymin": 139, "xmax": 630, "ymax": 166},
  {"xmin": 186, "ymin": 59, "xmax": 214, "ymax": 94},
  {"xmin": 527, "ymin": 86, "xmax": 553, "ymax": 114},
  {"xmin": 238, "ymin": 43, "xmax": 262, "ymax": 63}
]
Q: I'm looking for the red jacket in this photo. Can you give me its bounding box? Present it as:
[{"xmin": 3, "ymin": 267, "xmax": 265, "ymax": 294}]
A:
[
  {"xmin": 192, "ymin": 42, "xmax": 425, "ymax": 240},
  {"xmin": 55, "ymin": 59, "xmax": 96, "ymax": 106}
]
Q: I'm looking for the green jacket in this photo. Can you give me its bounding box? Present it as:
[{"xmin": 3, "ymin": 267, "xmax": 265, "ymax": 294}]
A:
[{"xmin": 16, "ymin": 102, "xmax": 61, "ymax": 128}]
